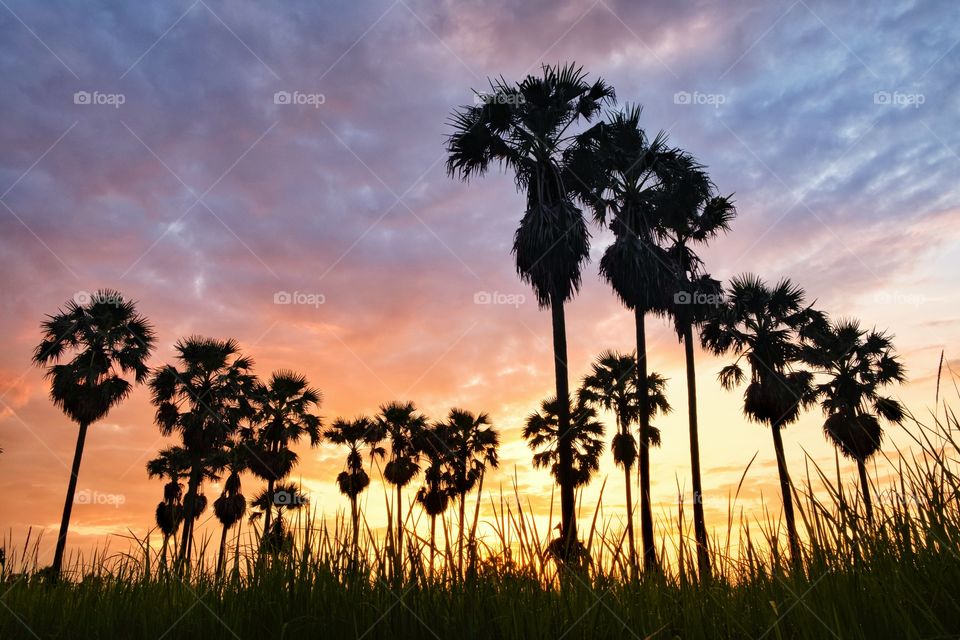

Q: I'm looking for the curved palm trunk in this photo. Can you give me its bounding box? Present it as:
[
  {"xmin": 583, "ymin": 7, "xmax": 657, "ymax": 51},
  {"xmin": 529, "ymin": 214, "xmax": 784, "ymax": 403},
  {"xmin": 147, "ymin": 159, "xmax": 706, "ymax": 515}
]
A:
[
  {"xmin": 53, "ymin": 421, "xmax": 89, "ymax": 575},
  {"xmin": 551, "ymin": 292, "xmax": 577, "ymax": 551},
  {"xmin": 771, "ymin": 422, "xmax": 801, "ymax": 562},
  {"xmin": 635, "ymin": 309, "xmax": 657, "ymax": 575},
  {"xmin": 682, "ymin": 323, "xmax": 710, "ymax": 578},
  {"xmin": 216, "ymin": 523, "xmax": 229, "ymax": 577},
  {"xmin": 857, "ymin": 459, "xmax": 874, "ymax": 525},
  {"xmin": 457, "ymin": 493, "xmax": 467, "ymax": 579}
]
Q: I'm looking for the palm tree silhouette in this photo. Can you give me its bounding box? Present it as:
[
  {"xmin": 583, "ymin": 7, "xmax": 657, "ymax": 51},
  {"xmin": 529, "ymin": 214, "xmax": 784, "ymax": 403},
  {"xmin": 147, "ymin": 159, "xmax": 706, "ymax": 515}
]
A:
[
  {"xmin": 415, "ymin": 421, "xmax": 454, "ymax": 577},
  {"xmin": 212, "ymin": 437, "xmax": 247, "ymax": 577},
  {"xmin": 587, "ymin": 106, "xmax": 676, "ymax": 575},
  {"xmin": 246, "ymin": 370, "xmax": 322, "ymax": 545},
  {"xmin": 146, "ymin": 445, "xmax": 189, "ymax": 569},
  {"xmin": 325, "ymin": 416, "xmax": 386, "ymax": 559},
  {"xmin": 376, "ymin": 401, "xmax": 428, "ymax": 568},
  {"xmin": 33, "ymin": 290, "xmax": 156, "ymax": 575},
  {"xmin": 658, "ymin": 154, "xmax": 735, "ymax": 577},
  {"xmin": 439, "ymin": 409, "xmax": 499, "ymax": 578},
  {"xmin": 446, "ymin": 63, "xmax": 615, "ymax": 551},
  {"xmin": 150, "ymin": 336, "xmax": 258, "ymax": 568},
  {"xmin": 701, "ymin": 274, "xmax": 819, "ymax": 562},
  {"xmin": 248, "ymin": 482, "xmax": 309, "ymax": 554},
  {"xmin": 801, "ymin": 318, "xmax": 906, "ymax": 523}
]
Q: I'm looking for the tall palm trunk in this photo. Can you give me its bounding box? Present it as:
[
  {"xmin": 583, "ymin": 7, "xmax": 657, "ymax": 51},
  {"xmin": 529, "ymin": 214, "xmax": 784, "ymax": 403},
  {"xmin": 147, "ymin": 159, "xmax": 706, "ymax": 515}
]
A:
[
  {"xmin": 457, "ymin": 493, "xmax": 467, "ymax": 579},
  {"xmin": 350, "ymin": 495, "xmax": 360, "ymax": 560},
  {"xmin": 395, "ymin": 483, "xmax": 404, "ymax": 571},
  {"xmin": 263, "ymin": 478, "xmax": 275, "ymax": 541},
  {"xmin": 179, "ymin": 463, "xmax": 202, "ymax": 568},
  {"xmin": 771, "ymin": 422, "xmax": 801, "ymax": 561},
  {"xmin": 551, "ymin": 292, "xmax": 577, "ymax": 550},
  {"xmin": 635, "ymin": 309, "xmax": 657, "ymax": 574},
  {"xmin": 52, "ymin": 421, "xmax": 88, "ymax": 575},
  {"xmin": 623, "ymin": 454, "xmax": 637, "ymax": 578},
  {"xmin": 429, "ymin": 514, "xmax": 437, "ymax": 579},
  {"xmin": 682, "ymin": 323, "xmax": 710, "ymax": 577},
  {"xmin": 857, "ymin": 459, "xmax": 874, "ymax": 525},
  {"xmin": 216, "ymin": 524, "xmax": 229, "ymax": 577}
]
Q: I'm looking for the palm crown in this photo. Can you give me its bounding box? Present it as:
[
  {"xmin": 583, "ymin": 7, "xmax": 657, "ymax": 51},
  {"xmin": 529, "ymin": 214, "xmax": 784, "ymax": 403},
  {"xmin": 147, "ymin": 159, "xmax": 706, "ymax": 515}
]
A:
[{"xmin": 524, "ymin": 395, "xmax": 605, "ymax": 488}]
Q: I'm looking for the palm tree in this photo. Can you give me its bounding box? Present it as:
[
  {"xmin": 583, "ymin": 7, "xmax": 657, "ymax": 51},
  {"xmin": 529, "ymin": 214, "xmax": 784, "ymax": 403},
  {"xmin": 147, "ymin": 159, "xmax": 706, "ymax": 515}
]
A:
[
  {"xmin": 415, "ymin": 422, "xmax": 454, "ymax": 576},
  {"xmin": 248, "ymin": 482, "xmax": 309, "ymax": 554},
  {"xmin": 524, "ymin": 394, "xmax": 605, "ymax": 553},
  {"xmin": 150, "ymin": 336, "xmax": 258, "ymax": 567},
  {"xmin": 586, "ymin": 107, "xmax": 676, "ymax": 575},
  {"xmin": 212, "ymin": 438, "xmax": 247, "ymax": 576},
  {"xmin": 325, "ymin": 416, "xmax": 386, "ymax": 558},
  {"xmin": 377, "ymin": 401, "xmax": 428, "ymax": 567},
  {"xmin": 701, "ymin": 275, "xmax": 819, "ymax": 562},
  {"xmin": 658, "ymin": 154, "xmax": 736, "ymax": 576},
  {"xmin": 246, "ymin": 370, "xmax": 322, "ymax": 543},
  {"xmin": 446, "ymin": 63, "xmax": 615, "ymax": 550},
  {"xmin": 33, "ymin": 290, "xmax": 156, "ymax": 575},
  {"xmin": 440, "ymin": 409, "xmax": 499, "ymax": 578},
  {"xmin": 146, "ymin": 445, "xmax": 190, "ymax": 568},
  {"xmin": 580, "ymin": 352, "xmax": 672, "ymax": 575},
  {"xmin": 801, "ymin": 319, "xmax": 906, "ymax": 523}
]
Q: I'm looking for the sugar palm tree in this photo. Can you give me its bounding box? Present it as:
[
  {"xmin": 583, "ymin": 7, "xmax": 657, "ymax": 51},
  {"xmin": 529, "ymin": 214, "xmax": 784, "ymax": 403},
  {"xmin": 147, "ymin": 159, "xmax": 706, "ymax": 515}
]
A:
[
  {"xmin": 212, "ymin": 438, "xmax": 247, "ymax": 576},
  {"xmin": 325, "ymin": 416, "xmax": 386, "ymax": 558},
  {"xmin": 415, "ymin": 422, "xmax": 454, "ymax": 576},
  {"xmin": 658, "ymin": 153, "xmax": 735, "ymax": 576},
  {"xmin": 701, "ymin": 275, "xmax": 819, "ymax": 562},
  {"xmin": 440, "ymin": 409, "xmax": 499, "ymax": 578},
  {"xmin": 587, "ymin": 107, "xmax": 676, "ymax": 575},
  {"xmin": 377, "ymin": 401, "xmax": 428, "ymax": 567},
  {"xmin": 801, "ymin": 319, "xmax": 906, "ymax": 523},
  {"xmin": 447, "ymin": 63, "xmax": 615, "ymax": 550},
  {"xmin": 246, "ymin": 371, "xmax": 322, "ymax": 542},
  {"xmin": 33, "ymin": 290, "xmax": 156, "ymax": 575},
  {"xmin": 150, "ymin": 336, "xmax": 258, "ymax": 568},
  {"xmin": 146, "ymin": 445, "xmax": 190, "ymax": 568},
  {"xmin": 248, "ymin": 482, "xmax": 309, "ymax": 554}
]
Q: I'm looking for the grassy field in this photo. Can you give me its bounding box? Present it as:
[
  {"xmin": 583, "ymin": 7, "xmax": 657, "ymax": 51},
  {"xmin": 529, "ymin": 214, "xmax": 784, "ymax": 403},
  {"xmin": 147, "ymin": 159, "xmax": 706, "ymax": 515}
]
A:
[{"xmin": 3, "ymin": 407, "xmax": 960, "ymax": 639}]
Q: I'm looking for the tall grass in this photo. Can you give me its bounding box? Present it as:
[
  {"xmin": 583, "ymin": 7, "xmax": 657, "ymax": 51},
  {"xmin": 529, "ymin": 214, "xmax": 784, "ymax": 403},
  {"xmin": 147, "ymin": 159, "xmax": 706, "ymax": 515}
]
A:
[{"xmin": 3, "ymin": 405, "xmax": 960, "ymax": 638}]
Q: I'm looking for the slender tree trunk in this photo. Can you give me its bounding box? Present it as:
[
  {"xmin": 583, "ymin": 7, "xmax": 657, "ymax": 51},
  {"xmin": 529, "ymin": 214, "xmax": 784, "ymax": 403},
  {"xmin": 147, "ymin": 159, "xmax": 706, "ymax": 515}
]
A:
[
  {"xmin": 350, "ymin": 495, "xmax": 360, "ymax": 561},
  {"xmin": 771, "ymin": 422, "xmax": 801, "ymax": 562},
  {"xmin": 635, "ymin": 309, "xmax": 657, "ymax": 575},
  {"xmin": 263, "ymin": 478, "xmax": 275, "ymax": 542},
  {"xmin": 52, "ymin": 421, "xmax": 89, "ymax": 576},
  {"xmin": 178, "ymin": 461, "xmax": 202, "ymax": 568},
  {"xmin": 623, "ymin": 460, "xmax": 637, "ymax": 579},
  {"xmin": 683, "ymin": 323, "xmax": 710, "ymax": 578},
  {"xmin": 429, "ymin": 514, "xmax": 437, "ymax": 580},
  {"xmin": 550, "ymin": 292, "xmax": 577, "ymax": 552},
  {"xmin": 396, "ymin": 483, "xmax": 403, "ymax": 572},
  {"xmin": 857, "ymin": 459, "xmax": 874, "ymax": 525},
  {"xmin": 160, "ymin": 534, "xmax": 168, "ymax": 570},
  {"xmin": 457, "ymin": 493, "xmax": 466, "ymax": 579},
  {"xmin": 216, "ymin": 524, "xmax": 229, "ymax": 577}
]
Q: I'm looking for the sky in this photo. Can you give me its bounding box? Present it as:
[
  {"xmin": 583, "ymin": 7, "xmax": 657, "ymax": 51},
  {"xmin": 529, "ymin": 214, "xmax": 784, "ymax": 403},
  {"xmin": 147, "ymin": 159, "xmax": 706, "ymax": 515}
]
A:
[{"xmin": 1, "ymin": 0, "xmax": 958, "ymax": 567}]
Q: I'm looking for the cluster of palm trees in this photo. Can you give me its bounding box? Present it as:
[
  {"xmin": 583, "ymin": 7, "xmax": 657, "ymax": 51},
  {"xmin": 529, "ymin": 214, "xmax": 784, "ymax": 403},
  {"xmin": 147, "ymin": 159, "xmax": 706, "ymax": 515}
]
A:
[
  {"xmin": 446, "ymin": 62, "xmax": 906, "ymax": 576},
  {"xmin": 29, "ymin": 62, "xmax": 907, "ymax": 582}
]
